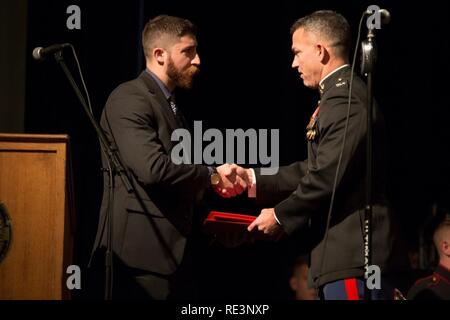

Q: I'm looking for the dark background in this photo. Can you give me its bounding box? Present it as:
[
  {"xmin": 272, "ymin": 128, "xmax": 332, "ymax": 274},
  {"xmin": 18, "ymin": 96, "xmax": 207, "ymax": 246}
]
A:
[{"xmin": 1, "ymin": 0, "xmax": 449, "ymax": 299}]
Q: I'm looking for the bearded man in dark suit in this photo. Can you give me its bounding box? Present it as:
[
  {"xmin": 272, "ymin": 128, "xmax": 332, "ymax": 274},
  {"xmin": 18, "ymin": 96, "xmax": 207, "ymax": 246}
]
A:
[
  {"xmin": 227, "ymin": 10, "xmax": 409, "ymax": 300},
  {"xmin": 91, "ymin": 15, "xmax": 245, "ymax": 300}
]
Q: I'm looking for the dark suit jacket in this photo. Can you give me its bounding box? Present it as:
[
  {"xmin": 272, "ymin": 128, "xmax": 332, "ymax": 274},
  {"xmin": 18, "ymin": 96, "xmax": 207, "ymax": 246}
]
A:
[
  {"xmin": 256, "ymin": 66, "xmax": 408, "ymax": 288},
  {"xmin": 92, "ymin": 71, "xmax": 210, "ymax": 276}
]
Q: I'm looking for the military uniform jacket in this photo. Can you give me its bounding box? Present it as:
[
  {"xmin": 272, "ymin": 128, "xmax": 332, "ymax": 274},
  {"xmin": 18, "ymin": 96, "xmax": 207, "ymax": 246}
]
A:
[
  {"xmin": 407, "ymin": 264, "xmax": 450, "ymax": 300},
  {"xmin": 255, "ymin": 66, "xmax": 408, "ymax": 288}
]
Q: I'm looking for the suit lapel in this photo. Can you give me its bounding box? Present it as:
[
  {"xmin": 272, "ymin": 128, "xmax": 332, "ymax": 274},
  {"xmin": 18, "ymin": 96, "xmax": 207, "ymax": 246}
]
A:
[{"xmin": 137, "ymin": 71, "xmax": 180, "ymax": 132}]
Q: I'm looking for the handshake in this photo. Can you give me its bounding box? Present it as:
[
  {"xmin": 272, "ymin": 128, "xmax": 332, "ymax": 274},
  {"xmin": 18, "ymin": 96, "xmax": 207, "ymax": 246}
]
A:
[
  {"xmin": 213, "ymin": 164, "xmax": 253, "ymax": 198},
  {"xmin": 211, "ymin": 164, "xmax": 283, "ymax": 237}
]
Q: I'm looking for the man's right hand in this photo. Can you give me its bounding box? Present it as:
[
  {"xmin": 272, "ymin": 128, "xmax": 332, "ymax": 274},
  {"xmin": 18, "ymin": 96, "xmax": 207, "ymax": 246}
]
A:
[{"xmin": 214, "ymin": 164, "xmax": 252, "ymax": 198}]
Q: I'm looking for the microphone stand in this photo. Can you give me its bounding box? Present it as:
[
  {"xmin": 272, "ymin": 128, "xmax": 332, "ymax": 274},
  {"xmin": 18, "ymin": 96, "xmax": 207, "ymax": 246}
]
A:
[
  {"xmin": 360, "ymin": 27, "xmax": 377, "ymax": 301},
  {"xmin": 53, "ymin": 50, "xmax": 134, "ymax": 300}
]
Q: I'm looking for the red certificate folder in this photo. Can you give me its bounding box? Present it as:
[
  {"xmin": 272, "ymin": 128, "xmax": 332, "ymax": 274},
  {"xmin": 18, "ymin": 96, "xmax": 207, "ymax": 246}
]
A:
[{"xmin": 203, "ymin": 211, "xmax": 282, "ymax": 242}]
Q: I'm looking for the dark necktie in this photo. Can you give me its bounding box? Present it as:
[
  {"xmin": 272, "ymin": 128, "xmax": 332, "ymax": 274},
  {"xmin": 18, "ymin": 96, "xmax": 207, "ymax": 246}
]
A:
[
  {"xmin": 168, "ymin": 96, "xmax": 188, "ymax": 129},
  {"xmin": 169, "ymin": 96, "xmax": 178, "ymax": 115}
]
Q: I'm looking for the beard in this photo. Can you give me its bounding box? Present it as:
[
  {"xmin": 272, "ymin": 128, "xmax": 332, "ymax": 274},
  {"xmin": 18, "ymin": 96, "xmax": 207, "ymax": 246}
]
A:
[{"xmin": 167, "ymin": 57, "xmax": 200, "ymax": 90}]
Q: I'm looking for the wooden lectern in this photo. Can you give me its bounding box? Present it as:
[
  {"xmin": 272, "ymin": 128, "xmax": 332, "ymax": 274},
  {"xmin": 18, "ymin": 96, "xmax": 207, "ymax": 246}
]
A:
[{"xmin": 0, "ymin": 134, "xmax": 75, "ymax": 300}]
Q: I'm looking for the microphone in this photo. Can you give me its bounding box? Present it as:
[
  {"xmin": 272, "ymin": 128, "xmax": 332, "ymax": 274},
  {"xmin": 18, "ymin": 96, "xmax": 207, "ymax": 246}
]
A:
[
  {"xmin": 377, "ymin": 9, "xmax": 391, "ymax": 25},
  {"xmin": 32, "ymin": 43, "xmax": 70, "ymax": 60},
  {"xmin": 365, "ymin": 7, "xmax": 391, "ymax": 25}
]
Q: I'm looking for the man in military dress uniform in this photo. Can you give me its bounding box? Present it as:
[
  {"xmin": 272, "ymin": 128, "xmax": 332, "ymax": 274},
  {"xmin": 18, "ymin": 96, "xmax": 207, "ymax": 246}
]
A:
[
  {"xmin": 234, "ymin": 10, "xmax": 408, "ymax": 299},
  {"xmin": 90, "ymin": 15, "xmax": 245, "ymax": 300},
  {"xmin": 408, "ymin": 218, "xmax": 450, "ymax": 299}
]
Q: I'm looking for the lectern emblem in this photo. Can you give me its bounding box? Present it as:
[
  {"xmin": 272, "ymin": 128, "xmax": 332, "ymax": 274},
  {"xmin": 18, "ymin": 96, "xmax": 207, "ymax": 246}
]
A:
[{"xmin": 0, "ymin": 203, "xmax": 12, "ymax": 264}]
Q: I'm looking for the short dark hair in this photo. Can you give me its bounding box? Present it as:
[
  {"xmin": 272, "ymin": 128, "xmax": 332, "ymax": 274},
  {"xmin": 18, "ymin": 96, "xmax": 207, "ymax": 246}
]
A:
[
  {"xmin": 142, "ymin": 15, "xmax": 197, "ymax": 58},
  {"xmin": 290, "ymin": 10, "xmax": 351, "ymax": 59}
]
